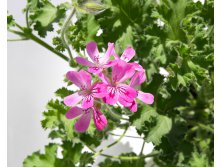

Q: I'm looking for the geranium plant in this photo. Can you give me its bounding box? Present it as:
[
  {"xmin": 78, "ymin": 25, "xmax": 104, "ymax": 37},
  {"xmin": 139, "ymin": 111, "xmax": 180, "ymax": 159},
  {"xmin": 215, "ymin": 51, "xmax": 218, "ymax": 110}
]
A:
[{"xmin": 7, "ymin": 0, "xmax": 214, "ymax": 166}]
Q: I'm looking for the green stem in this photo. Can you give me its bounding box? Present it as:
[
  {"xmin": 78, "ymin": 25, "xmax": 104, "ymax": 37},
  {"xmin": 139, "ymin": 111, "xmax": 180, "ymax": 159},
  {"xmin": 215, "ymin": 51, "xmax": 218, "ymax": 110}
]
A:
[
  {"xmin": 61, "ymin": 8, "xmax": 76, "ymax": 60},
  {"xmin": 85, "ymin": 141, "xmax": 159, "ymax": 161},
  {"xmin": 27, "ymin": 33, "xmax": 69, "ymax": 61},
  {"xmin": 139, "ymin": 140, "xmax": 145, "ymax": 155},
  {"xmin": 93, "ymin": 125, "xmax": 129, "ymax": 158},
  {"xmin": 10, "ymin": 23, "xmax": 69, "ymax": 62},
  {"xmin": 100, "ymin": 151, "xmax": 159, "ymax": 160},
  {"xmin": 7, "ymin": 38, "xmax": 29, "ymax": 42},
  {"xmin": 109, "ymin": 133, "xmax": 143, "ymax": 139},
  {"xmin": 25, "ymin": 6, "xmax": 30, "ymax": 28}
]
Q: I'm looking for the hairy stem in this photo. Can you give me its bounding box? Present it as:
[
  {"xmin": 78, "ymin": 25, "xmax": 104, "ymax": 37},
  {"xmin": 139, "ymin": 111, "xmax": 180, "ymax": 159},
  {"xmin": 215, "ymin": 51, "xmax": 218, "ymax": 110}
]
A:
[
  {"xmin": 61, "ymin": 8, "xmax": 76, "ymax": 60},
  {"xmin": 93, "ymin": 125, "xmax": 129, "ymax": 158}
]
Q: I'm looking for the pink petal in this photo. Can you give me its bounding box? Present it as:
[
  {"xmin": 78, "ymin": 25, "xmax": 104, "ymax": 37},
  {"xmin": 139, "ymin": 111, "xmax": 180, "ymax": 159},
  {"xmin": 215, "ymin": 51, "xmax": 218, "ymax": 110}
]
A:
[
  {"xmin": 88, "ymin": 67, "xmax": 103, "ymax": 74},
  {"xmin": 112, "ymin": 60, "xmax": 135, "ymax": 83},
  {"xmin": 66, "ymin": 71, "xmax": 84, "ymax": 88},
  {"xmin": 64, "ymin": 92, "xmax": 83, "ymax": 107},
  {"xmin": 76, "ymin": 57, "xmax": 94, "ymax": 67},
  {"xmin": 98, "ymin": 72, "xmax": 111, "ymax": 84},
  {"xmin": 92, "ymin": 82, "xmax": 107, "ymax": 98},
  {"xmin": 102, "ymin": 60, "xmax": 118, "ymax": 68},
  {"xmin": 130, "ymin": 71, "xmax": 146, "ymax": 88},
  {"xmin": 100, "ymin": 43, "xmax": 115, "ymax": 64},
  {"xmin": 118, "ymin": 97, "xmax": 132, "ymax": 107},
  {"xmin": 86, "ymin": 41, "xmax": 99, "ymax": 63},
  {"xmin": 82, "ymin": 96, "xmax": 94, "ymax": 109},
  {"xmin": 131, "ymin": 62, "xmax": 145, "ymax": 72},
  {"xmin": 103, "ymin": 86, "xmax": 119, "ymax": 105},
  {"xmin": 118, "ymin": 84, "xmax": 137, "ymax": 102},
  {"xmin": 74, "ymin": 110, "xmax": 92, "ymax": 133},
  {"xmin": 129, "ymin": 100, "xmax": 137, "ymax": 112},
  {"xmin": 137, "ymin": 91, "xmax": 154, "ymax": 104},
  {"xmin": 78, "ymin": 70, "xmax": 92, "ymax": 88},
  {"xmin": 121, "ymin": 47, "xmax": 135, "ymax": 62},
  {"xmin": 65, "ymin": 107, "xmax": 83, "ymax": 119},
  {"xmin": 93, "ymin": 109, "xmax": 107, "ymax": 131}
]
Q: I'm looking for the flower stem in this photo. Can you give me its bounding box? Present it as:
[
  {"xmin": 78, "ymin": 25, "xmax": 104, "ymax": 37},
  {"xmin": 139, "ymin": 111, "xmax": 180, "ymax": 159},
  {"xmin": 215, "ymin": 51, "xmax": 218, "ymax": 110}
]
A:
[
  {"xmin": 61, "ymin": 8, "xmax": 76, "ymax": 61},
  {"xmin": 93, "ymin": 125, "xmax": 129, "ymax": 158}
]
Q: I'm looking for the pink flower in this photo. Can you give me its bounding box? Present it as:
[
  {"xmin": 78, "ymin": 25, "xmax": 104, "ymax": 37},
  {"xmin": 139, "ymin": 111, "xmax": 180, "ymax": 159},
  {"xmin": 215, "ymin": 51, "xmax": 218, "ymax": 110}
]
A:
[
  {"xmin": 75, "ymin": 41, "xmax": 116, "ymax": 74},
  {"xmin": 66, "ymin": 106, "xmax": 107, "ymax": 133},
  {"xmin": 64, "ymin": 70, "xmax": 107, "ymax": 109},
  {"xmin": 119, "ymin": 71, "xmax": 154, "ymax": 112},
  {"xmin": 101, "ymin": 60, "xmax": 137, "ymax": 105}
]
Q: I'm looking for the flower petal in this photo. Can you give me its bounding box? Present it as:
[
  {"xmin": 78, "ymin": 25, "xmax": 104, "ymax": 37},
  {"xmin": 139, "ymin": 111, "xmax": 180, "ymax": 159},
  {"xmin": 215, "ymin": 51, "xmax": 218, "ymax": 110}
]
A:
[
  {"xmin": 82, "ymin": 95, "xmax": 94, "ymax": 109},
  {"xmin": 102, "ymin": 60, "xmax": 118, "ymax": 68},
  {"xmin": 118, "ymin": 97, "xmax": 132, "ymax": 107},
  {"xmin": 74, "ymin": 110, "xmax": 92, "ymax": 133},
  {"xmin": 92, "ymin": 82, "xmax": 107, "ymax": 98},
  {"xmin": 66, "ymin": 71, "xmax": 83, "ymax": 88},
  {"xmin": 100, "ymin": 42, "xmax": 115, "ymax": 64},
  {"xmin": 64, "ymin": 92, "xmax": 83, "ymax": 107},
  {"xmin": 79, "ymin": 70, "xmax": 92, "ymax": 89},
  {"xmin": 129, "ymin": 100, "xmax": 137, "ymax": 112},
  {"xmin": 86, "ymin": 41, "xmax": 99, "ymax": 63},
  {"xmin": 65, "ymin": 106, "xmax": 83, "ymax": 119},
  {"xmin": 137, "ymin": 91, "xmax": 154, "ymax": 104},
  {"xmin": 118, "ymin": 84, "xmax": 137, "ymax": 102},
  {"xmin": 121, "ymin": 47, "xmax": 135, "ymax": 62},
  {"xmin": 103, "ymin": 86, "xmax": 119, "ymax": 105},
  {"xmin": 88, "ymin": 67, "xmax": 103, "ymax": 74},
  {"xmin": 130, "ymin": 71, "xmax": 146, "ymax": 88},
  {"xmin": 112, "ymin": 60, "xmax": 135, "ymax": 83},
  {"xmin": 76, "ymin": 57, "xmax": 94, "ymax": 67},
  {"xmin": 93, "ymin": 109, "xmax": 107, "ymax": 131}
]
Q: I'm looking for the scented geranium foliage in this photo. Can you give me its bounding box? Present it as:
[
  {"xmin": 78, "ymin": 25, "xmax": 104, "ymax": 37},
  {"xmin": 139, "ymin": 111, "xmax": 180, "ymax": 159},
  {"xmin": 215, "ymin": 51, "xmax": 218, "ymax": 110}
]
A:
[{"xmin": 8, "ymin": 0, "xmax": 213, "ymax": 166}]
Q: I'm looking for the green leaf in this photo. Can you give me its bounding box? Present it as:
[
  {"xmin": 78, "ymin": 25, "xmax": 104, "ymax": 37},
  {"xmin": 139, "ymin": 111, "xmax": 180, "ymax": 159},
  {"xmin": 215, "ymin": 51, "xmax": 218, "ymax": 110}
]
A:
[
  {"xmin": 145, "ymin": 114, "xmax": 172, "ymax": 145},
  {"xmin": 55, "ymin": 87, "xmax": 74, "ymax": 98},
  {"xmin": 23, "ymin": 143, "xmax": 59, "ymax": 167},
  {"xmin": 7, "ymin": 15, "xmax": 15, "ymax": 29},
  {"xmin": 30, "ymin": 1, "xmax": 66, "ymax": 37}
]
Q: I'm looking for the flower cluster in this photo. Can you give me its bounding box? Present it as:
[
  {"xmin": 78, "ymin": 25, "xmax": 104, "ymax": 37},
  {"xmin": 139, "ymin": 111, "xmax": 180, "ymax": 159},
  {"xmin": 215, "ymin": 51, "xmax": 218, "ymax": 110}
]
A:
[{"xmin": 64, "ymin": 41, "xmax": 154, "ymax": 133}]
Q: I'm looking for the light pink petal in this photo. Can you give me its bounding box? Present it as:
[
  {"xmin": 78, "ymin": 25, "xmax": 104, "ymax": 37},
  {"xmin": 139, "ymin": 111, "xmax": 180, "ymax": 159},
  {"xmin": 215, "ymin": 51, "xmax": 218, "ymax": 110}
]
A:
[
  {"xmin": 118, "ymin": 84, "xmax": 137, "ymax": 102},
  {"xmin": 131, "ymin": 62, "xmax": 145, "ymax": 72},
  {"xmin": 130, "ymin": 71, "xmax": 146, "ymax": 88},
  {"xmin": 74, "ymin": 110, "xmax": 92, "ymax": 133},
  {"xmin": 137, "ymin": 91, "xmax": 154, "ymax": 104},
  {"xmin": 76, "ymin": 57, "xmax": 94, "ymax": 67},
  {"xmin": 65, "ymin": 107, "xmax": 83, "ymax": 119},
  {"xmin": 98, "ymin": 72, "xmax": 111, "ymax": 84},
  {"xmin": 121, "ymin": 47, "xmax": 135, "ymax": 62},
  {"xmin": 93, "ymin": 109, "xmax": 107, "ymax": 131},
  {"xmin": 66, "ymin": 71, "xmax": 83, "ymax": 88},
  {"xmin": 82, "ymin": 96, "xmax": 94, "ymax": 109},
  {"xmin": 79, "ymin": 70, "xmax": 92, "ymax": 89},
  {"xmin": 100, "ymin": 43, "xmax": 115, "ymax": 64},
  {"xmin": 92, "ymin": 82, "xmax": 107, "ymax": 98},
  {"xmin": 103, "ymin": 86, "xmax": 119, "ymax": 105},
  {"xmin": 64, "ymin": 92, "xmax": 83, "ymax": 107},
  {"xmin": 88, "ymin": 67, "xmax": 103, "ymax": 74},
  {"xmin": 118, "ymin": 97, "xmax": 132, "ymax": 107},
  {"xmin": 112, "ymin": 60, "xmax": 135, "ymax": 83},
  {"xmin": 102, "ymin": 60, "xmax": 118, "ymax": 68},
  {"xmin": 86, "ymin": 41, "xmax": 99, "ymax": 63},
  {"xmin": 129, "ymin": 100, "xmax": 137, "ymax": 112}
]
